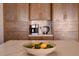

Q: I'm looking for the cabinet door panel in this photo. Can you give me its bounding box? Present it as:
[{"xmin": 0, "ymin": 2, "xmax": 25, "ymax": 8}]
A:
[
  {"xmin": 17, "ymin": 4, "xmax": 29, "ymax": 21},
  {"xmin": 53, "ymin": 4, "xmax": 78, "ymax": 32},
  {"xmin": 30, "ymin": 3, "xmax": 51, "ymax": 20},
  {"xmin": 52, "ymin": 4, "xmax": 78, "ymax": 40},
  {"xmin": 4, "ymin": 3, "xmax": 29, "ymax": 41},
  {"xmin": 4, "ymin": 4, "xmax": 17, "ymax": 22}
]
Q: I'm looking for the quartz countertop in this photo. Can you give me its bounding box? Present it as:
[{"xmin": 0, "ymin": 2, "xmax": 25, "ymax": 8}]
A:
[{"xmin": 0, "ymin": 40, "xmax": 79, "ymax": 56}]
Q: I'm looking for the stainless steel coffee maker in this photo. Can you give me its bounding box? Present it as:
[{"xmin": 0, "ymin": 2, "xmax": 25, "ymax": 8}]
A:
[{"xmin": 29, "ymin": 24, "xmax": 39, "ymax": 35}]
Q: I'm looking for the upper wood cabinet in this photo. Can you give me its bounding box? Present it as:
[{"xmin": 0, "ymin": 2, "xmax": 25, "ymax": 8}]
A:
[
  {"xmin": 30, "ymin": 3, "xmax": 51, "ymax": 20},
  {"xmin": 3, "ymin": 4, "xmax": 17, "ymax": 22},
  {"xmin": 53, "ymin": 4, "xmax": 78, "ymax": 32},
  {"xmin": 52, "ymin": 4, "xmax": 78, "ymax": 40},
  {"xmin": 3, "ymin": 3, "xmax": 29, "ymax": 41}
]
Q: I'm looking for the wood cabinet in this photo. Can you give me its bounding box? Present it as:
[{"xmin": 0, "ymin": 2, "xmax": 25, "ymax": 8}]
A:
[
  {"xmin": 3, "ymin": 3, "xmax": 79, "ymax": 41},
  {"xmin": 78, "ymin": 4, "xmax": 79, "ymax": 41},
  {"xmin": 53, "ymin": 4, "xmax": 78, "ymax": 32},
  {"xmin": 3, "ymin": 4, "xmax": 29, "ymax": 41},
  {"xmin": 30, "ymin": 3, "xmax": 51, "ymax": 20},
  {"xmin": 52, "ymin": 4, "xmax": 78, "ymax": 40}
]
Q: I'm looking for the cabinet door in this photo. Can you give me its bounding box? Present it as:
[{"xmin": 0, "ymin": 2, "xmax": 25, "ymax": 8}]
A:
[
  {"xmin": 53, "ymin": 4, "xmax": 78, "ymax": 32},
  {"xmin": 3, "ymin": 4, "xmax": 17, "ymax": 22},
  {"xmin": 52, "ymin": 4, "xmax": 78, "ymax": 40},
  {"xmin": 4, "ymin": 3, "xmax": 29, "ymax": 41},
  {"xmin": 30, "ymin": 3, "xmax": 51, "ymax": 20}
]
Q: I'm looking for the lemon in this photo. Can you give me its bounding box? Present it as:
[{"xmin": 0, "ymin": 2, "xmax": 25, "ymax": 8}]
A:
[{"xmin": 40, "ymin": 43, "xmax": 47, "ymax": 49}]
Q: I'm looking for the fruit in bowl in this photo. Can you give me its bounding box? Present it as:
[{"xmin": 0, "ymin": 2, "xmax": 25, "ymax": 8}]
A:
[{"xmin": 23, "ymin": 42, "xmax": 56, "ymax": 56}]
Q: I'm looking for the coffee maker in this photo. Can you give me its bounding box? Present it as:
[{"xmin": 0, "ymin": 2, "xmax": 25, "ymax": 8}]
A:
[{"xmin": 29, "ymin": 24, "xmax": 39, "ymax": 35}]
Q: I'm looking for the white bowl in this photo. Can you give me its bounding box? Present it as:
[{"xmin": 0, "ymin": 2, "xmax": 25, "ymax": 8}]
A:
[{"xmin": 24, "ymin": 43, "xmax": 56, "ymax": 56}]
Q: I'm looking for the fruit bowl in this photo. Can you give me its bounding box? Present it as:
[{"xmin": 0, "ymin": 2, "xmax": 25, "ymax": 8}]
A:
[{"xmin": 23, "ymin": 42, "xmax": 56, "ymax": 56}]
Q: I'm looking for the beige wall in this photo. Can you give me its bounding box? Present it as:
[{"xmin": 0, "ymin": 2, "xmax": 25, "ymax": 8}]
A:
[
  {"xmin": 0, "ymin": 4, "xmax": 4, "ymax": 44},
  {"xmin": 53, "ymin": 4, "xmax": 78, "ymax": 40}
]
